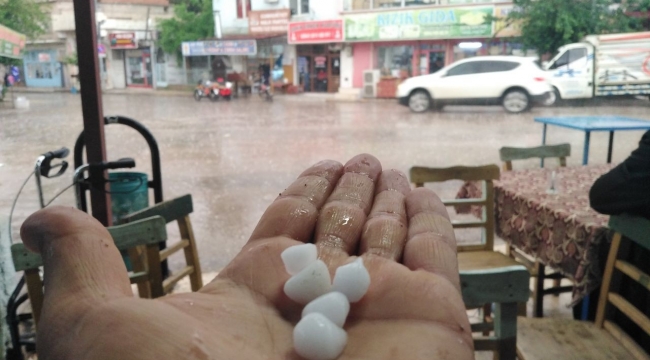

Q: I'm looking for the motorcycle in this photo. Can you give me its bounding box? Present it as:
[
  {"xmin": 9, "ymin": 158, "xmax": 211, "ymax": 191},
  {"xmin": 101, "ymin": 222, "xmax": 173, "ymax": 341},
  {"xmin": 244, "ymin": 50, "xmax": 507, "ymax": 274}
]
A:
[
  {"xmin": 215, "ymin": 78, "xmax": 233, "ymax": 100},
  {"xmin": 194, "ymin": 80, "xmax": 219, "ymax": 102},
  {"xmin": 260, "ymin": 83, "xmax": 272, "ymax": 102}
]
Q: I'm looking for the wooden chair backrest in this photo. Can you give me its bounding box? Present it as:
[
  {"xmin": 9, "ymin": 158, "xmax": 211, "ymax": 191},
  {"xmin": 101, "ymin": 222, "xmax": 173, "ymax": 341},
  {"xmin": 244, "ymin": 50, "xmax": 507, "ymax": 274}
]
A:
[
  {"xmin": 11, "ymin": 216, "xmax": 167, "ymax": 325},
  {"xmin": 499, "ymin": 143, "xmax": 571, "ymax": 171},
  {"xmin": 409, "ymin": 165, "xmax": 500, "ymax": 252},
  {"xmin": 595, "ymin": 214, "xmax": 650, "ymax": 360},
  {"xmin": 120, "ymin": 194, "xmax": 203, "ymax": 295}
]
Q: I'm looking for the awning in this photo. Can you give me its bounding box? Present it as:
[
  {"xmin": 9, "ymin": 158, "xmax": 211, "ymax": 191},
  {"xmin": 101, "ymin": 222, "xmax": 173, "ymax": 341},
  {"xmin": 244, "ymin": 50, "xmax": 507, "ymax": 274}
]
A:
[{"xmin": 0, "ymin": 24, "xmax": 26, "ymax": 59}]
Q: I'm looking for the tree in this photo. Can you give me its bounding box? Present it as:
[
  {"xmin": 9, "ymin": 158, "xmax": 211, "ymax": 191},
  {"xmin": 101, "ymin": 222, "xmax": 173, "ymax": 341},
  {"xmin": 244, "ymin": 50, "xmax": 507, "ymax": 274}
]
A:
[
  {"xmin": 159, "ymin": 0, "xmax": 214, "ymax": 62},
  {"xmin": 0, "ymin": 0, "xmax": 49, "ymax": 39},
  {"xmin": 499, "ymin": 0, "xmax": 644, "ymax": 55},
  {"xmin": 0, "ymin": 0, "xmax": 49, "ymax": 65}
]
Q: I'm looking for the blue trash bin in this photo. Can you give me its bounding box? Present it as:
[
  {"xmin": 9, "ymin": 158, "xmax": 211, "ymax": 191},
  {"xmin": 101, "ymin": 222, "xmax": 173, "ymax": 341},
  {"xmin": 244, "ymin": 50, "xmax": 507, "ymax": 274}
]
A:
[{"xmin": 109, "ymin": 172, "xmax": 149, "ymax": 270}]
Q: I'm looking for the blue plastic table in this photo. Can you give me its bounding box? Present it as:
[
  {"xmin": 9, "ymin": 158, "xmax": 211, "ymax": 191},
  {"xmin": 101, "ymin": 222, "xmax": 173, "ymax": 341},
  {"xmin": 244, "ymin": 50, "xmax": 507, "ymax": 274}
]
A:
[{"xmin": 534, "ymin": 116, "xmax": 650, "ymax": 165}]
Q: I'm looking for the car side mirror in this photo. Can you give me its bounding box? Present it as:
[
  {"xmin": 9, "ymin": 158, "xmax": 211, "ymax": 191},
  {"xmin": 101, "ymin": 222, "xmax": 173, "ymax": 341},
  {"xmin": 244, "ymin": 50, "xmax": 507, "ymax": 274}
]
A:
[{"xmin": 542, "ymin": 61, "xmax": 549, "ymax": 70}]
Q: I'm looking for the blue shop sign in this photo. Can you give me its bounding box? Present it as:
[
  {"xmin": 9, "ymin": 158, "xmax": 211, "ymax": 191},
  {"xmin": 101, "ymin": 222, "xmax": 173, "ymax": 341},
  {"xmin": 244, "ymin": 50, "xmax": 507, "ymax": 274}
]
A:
[{"xmin": 181, "ymin": 40, "xmax": 257, "ymax": 57}]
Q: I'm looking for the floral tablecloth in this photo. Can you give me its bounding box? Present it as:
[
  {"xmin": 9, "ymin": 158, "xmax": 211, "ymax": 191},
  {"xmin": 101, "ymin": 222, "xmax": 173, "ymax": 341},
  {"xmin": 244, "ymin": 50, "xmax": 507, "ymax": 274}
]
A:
[{"xmin": 458, "ymin": 164, "xmax": 615, "ymax": 304}]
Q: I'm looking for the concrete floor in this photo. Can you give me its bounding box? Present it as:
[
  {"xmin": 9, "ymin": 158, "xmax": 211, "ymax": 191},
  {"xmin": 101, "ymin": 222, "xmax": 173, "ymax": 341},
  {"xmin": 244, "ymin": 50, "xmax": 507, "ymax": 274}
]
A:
[{"xmin": 1, "ymin": 93, "xmax": 648, "ymax": 274}]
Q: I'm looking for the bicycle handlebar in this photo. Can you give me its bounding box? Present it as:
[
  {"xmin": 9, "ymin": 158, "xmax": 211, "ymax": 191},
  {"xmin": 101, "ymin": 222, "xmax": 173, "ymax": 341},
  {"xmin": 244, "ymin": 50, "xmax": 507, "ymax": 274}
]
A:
[
  {"xmin": 38, "ymin": 147, "xmax": 69, "ymax": 178},
  {"xmin": 88, "ymin": 158, "xmax": 136, "ymax": 171}
]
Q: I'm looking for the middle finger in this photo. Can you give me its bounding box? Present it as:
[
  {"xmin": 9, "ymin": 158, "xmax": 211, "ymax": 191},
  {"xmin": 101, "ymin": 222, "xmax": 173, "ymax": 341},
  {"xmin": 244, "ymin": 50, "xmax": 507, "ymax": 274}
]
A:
[{"xmin": 314, "ymin": 154, "xmax": 382, "ymax": 267}]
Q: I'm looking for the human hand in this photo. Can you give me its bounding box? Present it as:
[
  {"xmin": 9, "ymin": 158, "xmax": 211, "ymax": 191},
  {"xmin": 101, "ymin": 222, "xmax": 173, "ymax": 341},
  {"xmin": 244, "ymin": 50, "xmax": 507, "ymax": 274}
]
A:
[{"xmin": 21, "ymin": 154, "xmax": 473, "ymax": 359}]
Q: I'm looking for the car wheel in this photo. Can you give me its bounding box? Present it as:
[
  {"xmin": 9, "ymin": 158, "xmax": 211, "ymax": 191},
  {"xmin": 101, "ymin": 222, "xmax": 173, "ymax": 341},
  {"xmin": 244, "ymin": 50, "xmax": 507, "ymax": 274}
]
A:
[
  {"xmin": 544, "ymin": 88, "xmax": 561, "ymax": 106},
  {"xmin": 408, "ymin": 90, "xmax": 431, "ymax": 113},
  {"xmin": 502, "ymin": 89, "xmax": 530, "ymax": 113},
  {"xmin": 194, "ymin": 90, "xmax": 202, "ymax": 101}
]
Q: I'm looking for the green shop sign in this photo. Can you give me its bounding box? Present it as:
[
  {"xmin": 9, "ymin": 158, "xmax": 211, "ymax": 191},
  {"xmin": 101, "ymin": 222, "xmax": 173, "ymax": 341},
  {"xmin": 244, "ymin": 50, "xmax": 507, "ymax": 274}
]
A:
[{"xmin": 344, "ymin": 6, "xmax": 494, "ymax": 42}]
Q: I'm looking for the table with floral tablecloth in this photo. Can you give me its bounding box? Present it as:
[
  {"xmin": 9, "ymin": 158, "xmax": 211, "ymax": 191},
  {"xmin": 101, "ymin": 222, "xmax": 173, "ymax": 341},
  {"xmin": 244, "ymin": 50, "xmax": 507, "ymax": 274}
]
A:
[{"xmin": 457, "ymin": 164, "xmax": 615, "ymax": 304}]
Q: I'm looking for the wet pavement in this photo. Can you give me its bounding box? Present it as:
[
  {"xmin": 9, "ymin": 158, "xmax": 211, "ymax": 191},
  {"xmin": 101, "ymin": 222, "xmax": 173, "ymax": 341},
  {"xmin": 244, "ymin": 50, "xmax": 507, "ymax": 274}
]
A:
[{"xmin": 1, "ymin": 93, "xmax": 649, "ymax": 272}]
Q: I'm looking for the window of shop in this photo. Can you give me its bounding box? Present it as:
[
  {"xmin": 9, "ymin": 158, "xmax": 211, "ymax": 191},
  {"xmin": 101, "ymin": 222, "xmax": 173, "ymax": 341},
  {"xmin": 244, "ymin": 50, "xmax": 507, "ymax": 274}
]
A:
[
  {"xmin": 375, "ymin": 0, "xmax": 403, "ymax": 8},
  {"xmin": 349, "ymin": 0, "xmax": 372, "ymax": 10},
  {"xmin": 290, "ymin": 0, "xmax": 309, "ymax": 15},
  {"xmin": 405, "ymin": 0, "xmax": 437, "ymax": 6},
  {"xmin": 453, "ymin": 41, "xmax": 485, "ymax": 62},
  {"xmin": 377, "ymin": 46, "xmax": 413, "ymax": 77},
  {"xmin": 236, "ymin": 0, "xmax": 251, "ymax": 18}
]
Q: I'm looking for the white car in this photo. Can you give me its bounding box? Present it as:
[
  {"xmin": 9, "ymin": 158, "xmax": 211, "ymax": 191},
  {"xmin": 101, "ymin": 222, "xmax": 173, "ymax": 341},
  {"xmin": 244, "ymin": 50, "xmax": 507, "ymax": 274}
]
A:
[{"xmin": 397, "ymin": 56, "xmax": 553, "ymax": 113}]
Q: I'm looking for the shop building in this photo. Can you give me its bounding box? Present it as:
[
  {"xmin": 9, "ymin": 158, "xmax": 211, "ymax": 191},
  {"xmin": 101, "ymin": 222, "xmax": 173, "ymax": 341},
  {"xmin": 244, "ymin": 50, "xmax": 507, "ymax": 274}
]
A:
[
  {"xmin": 290, "ymin": 20, "xmax": 344, "ymax": 93},
  {"xmin": 22, "ymin": 0, "xmax": 77, "ymax": 88},
  {"xmin": 341, "ymin": 1, "xmax": 531, "ymax": 97},
  {"xmin": 97, "ymin": 0, "xmax": 179, "ymax": 89},
  {"xmin": 212, "ymin": 0, "xmax": 344, "ymax": 91}
]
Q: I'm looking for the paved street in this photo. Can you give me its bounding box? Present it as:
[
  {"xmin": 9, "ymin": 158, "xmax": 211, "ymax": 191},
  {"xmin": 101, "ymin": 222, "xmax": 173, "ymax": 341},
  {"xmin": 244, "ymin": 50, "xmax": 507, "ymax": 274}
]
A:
[{"xmin": 1, "ymin": 93, "xmax": 649, "ymax": 273}]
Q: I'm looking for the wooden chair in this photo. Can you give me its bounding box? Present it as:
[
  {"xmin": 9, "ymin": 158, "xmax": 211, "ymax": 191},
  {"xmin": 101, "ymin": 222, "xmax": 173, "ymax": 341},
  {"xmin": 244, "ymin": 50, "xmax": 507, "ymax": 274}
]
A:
[
  {"xmin": 10, "ymin": 216, "xmax": 168, "ymax": 326},
  {"xmin": 410, "ymin": 165, "xmax": 530, "ymax": 360},
  {"xmin": 499, "ymin": 143, "xmax": 571, "ymax": 171},
  {"xmin": 517, "ymin": 214, "xmax": 650, "ymax": 360},
  {"xmin": 499, "ymin": 143, "xmax": 572, "ymax": 318},
  {"xmin": 120, "ymin": 194, "xmax": 203, "ymax": 296}
]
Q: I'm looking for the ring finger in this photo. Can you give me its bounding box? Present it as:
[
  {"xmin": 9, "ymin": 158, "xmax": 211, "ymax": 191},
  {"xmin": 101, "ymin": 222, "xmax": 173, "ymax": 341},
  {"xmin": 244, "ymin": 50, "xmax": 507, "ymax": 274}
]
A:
[{"xmin": 359, "ymin": 169, "xmax": 410, "ymax": 260}]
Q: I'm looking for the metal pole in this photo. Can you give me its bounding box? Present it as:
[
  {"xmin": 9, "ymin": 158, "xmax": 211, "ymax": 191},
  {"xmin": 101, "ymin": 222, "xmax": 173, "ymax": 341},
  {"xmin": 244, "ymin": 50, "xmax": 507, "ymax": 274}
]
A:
[
  {"xmin": 583, "ymin": 131, "xmax": 591, "ymax": 165},
  {"xmin": 607, "ymin": 131, "xmax": 614, "ymax": 163},
  {"xmin": 73, "ymin": 0, "xmax": 112, "ymax": 226},
  {"xmin": 541, "ymin": 123, "xmax": 547, "ymax": 167}
]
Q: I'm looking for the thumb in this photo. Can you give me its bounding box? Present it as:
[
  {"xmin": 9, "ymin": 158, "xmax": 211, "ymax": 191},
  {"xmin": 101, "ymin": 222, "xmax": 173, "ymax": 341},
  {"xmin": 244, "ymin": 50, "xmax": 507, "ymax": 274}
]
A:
[{"xmin": 20, "ymin": 206, "xmax": 133, "ymax": 314}]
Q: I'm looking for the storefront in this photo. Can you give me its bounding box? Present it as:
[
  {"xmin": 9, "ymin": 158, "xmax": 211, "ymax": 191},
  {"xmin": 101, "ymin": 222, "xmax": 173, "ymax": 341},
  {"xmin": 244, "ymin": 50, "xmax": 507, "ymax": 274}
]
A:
[
  {"xmin": 181, "ymin": 39, "xmax": 258, "ymax": 84},
  {"xmin": 248, "ymin": 10, "xmax": 294, "ymax": 89},
  {"xmin": 289, "ymin": 19, "xmax": 344, "ymax": 93},
  {"xmin": 23, "ymin": 48, "xmax": 64, "ymax": 88},
  {"xmin": 343, "ymin": 4, "xmax": 526, "ymax": 94},
  {"xmin": 108, "ymin": 32, "xmax": 154, "ymax": 89}
]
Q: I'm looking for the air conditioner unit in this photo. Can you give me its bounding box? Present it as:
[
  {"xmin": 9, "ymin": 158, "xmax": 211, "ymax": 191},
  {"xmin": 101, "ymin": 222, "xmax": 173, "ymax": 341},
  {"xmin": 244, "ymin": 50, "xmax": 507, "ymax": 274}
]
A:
[{"xmin": 363, "ymin": 70, "xmax": 380, "ymax": 98}]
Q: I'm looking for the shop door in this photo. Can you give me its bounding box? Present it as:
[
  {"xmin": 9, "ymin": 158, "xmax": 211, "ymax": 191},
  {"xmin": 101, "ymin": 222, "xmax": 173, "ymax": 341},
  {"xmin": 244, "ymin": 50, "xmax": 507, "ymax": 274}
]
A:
[
  {"xmin": 125, "ymin": 49, "xmax": 153, "ymax": 88},
  {"xmin": 313, "ymin": 56, "xmax": 328, "ymax": 92},
  {"xmin": 328, "ymin": 56, "xmax": 340, "ymax": 93},
  {"xmin": 23, "ymin": 50, "xmax": 63, "ymax": 88},
  {"xmin": 298, "ymin": 56, "xmax": 311, "ymax": 92},
  {"xmin": 419, "ymin": 51, "xmax": 445, "ymax": 74}
]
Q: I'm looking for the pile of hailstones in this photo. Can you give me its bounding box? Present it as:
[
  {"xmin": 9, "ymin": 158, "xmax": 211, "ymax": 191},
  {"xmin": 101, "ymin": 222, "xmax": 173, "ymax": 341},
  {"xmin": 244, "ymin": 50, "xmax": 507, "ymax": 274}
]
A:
[{"xmin": 282, "ymin": 243, "xmax": 370, "ymax": 360}]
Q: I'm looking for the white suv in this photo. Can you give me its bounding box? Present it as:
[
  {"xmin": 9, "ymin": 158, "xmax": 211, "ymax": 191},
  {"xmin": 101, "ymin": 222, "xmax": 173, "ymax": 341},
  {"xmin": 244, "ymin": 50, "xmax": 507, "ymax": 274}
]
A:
[{"xmin": 397, "ymin": 56, "xmax": 552, "ymax": 113}]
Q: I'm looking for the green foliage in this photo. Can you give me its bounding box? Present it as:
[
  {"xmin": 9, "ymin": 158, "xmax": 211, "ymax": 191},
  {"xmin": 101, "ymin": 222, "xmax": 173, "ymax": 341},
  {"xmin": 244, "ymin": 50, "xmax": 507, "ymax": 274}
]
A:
[
  {"xmin": 63, "ymin": 53, "xmax": 78, "ymax": 66},
  {"xmin": 0, "ymin": 0, "xmax": 49, "ymax": 39},
  {"xmin": 503, "ymin": 0, "xmax": 645, "ymax": 55},
  {"xmin": 0, "ymin": 0, "xmax": 49, "ymax": 65},
  {"xmin": 159, "ymin": 0, "xmax": 214, "ymax": 62}
]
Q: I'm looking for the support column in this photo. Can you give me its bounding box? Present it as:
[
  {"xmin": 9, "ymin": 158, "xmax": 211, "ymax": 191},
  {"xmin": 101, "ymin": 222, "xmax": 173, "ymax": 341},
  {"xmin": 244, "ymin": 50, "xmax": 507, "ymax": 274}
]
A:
[{"xmin": 73, "ymin": 0, "xmax": 111, "ymax": 226}]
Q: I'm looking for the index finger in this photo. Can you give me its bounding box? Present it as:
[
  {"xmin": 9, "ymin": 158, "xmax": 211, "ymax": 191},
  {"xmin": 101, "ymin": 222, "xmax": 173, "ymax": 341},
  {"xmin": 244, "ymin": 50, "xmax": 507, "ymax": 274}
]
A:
[
  {"xmin": 248, "ymin": 160, "xmax": 344, "ymax": 243},
  {"xmin": 403, "ymin": 188, "xmax": 461, "ymax": 291}
]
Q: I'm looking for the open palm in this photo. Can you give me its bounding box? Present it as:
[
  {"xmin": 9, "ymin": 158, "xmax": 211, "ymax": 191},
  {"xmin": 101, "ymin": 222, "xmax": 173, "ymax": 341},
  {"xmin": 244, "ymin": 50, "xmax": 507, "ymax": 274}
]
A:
[{"xmin": 22, "ymin": 154, "xmax": 473, "ymax": 360}]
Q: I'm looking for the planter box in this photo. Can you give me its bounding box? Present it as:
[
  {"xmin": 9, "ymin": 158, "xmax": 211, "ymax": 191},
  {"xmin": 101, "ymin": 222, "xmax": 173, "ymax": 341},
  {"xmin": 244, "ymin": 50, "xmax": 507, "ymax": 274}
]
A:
[{"xmin": 376, "ymin": 77, "xmax": 398, "ymax": 98}]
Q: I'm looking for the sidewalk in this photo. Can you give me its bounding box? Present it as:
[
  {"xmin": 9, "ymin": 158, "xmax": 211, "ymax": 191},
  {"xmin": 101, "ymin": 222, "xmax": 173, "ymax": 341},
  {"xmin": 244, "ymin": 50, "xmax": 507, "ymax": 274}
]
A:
[{"xmin": 9, "ymin": 86, "xmax": 370, "ymax": 103}]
